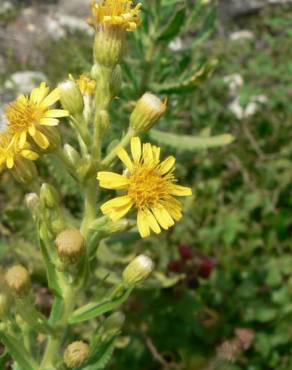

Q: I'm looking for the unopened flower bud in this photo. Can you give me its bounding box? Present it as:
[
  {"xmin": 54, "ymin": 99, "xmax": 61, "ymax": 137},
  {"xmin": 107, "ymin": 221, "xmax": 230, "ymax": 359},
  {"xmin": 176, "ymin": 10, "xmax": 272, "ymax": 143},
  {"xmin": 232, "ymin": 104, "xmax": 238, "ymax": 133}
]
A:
[
  {"xmin": 55, "ymin": 229, "xmax": 85, "ymax": 264},
  {"xmin": 104, "ymin": 311, "xmax": 125, "ymax": 334},
  {"xmin": 94, "ymin": 28, "xmax": 124, "ymax": 68},
  {"xmin": 122, "ymin": 255, "xmax": 154, "ymax": 285},
  {"xmin": 5, "ymin": 265, "xmax": 31, "ymax": 295},
  {"xmin": 40, "ymin": 183, "xmax": 59, "ymax": 209},
  {"xmin": 12, "ymin": 158, "xmax": 38, "ymax": 184},
  {"xmin": 59, "ymin": 80, "xmax": 84, "ymax": 115},
  {"xmin": 130, "ymin": 93, "xmax": 166, "ymax": 133},
  {"xmin": 64, "ymin": 341, "xmax": 90, "ymax": 368},
  {"xmin": 25, "ymin": 192, "xmax": 40, "ymax": 217},
  {"xmin": 64, "ymin": 144, "xmax": 81, "ymax": 167},
  {"xmin": 0, "ymin": 293, "xmax": 9, "ymax": 318}
]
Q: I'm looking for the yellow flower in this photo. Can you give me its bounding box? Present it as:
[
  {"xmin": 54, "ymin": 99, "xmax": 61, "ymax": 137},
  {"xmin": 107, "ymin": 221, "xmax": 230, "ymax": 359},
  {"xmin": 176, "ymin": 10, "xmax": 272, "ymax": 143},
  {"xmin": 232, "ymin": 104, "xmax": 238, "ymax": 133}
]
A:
[
  {"xmin": 97, "ymin": 137, "xmax": 192, "ymax": 238},
  {"xmin": 0, "ymin": 133, "xmax": 38, "ymax": 170},
  {"xmin": 76, "ymin": 75, "xmax": 96, "ymax": 96},
  {"xmin": 91, "ymin": 0, "xmax": 142, "ymax": 32},
  {"xmin": 5, "ymin": 82, "xmax": 69, "ymax": 150}
]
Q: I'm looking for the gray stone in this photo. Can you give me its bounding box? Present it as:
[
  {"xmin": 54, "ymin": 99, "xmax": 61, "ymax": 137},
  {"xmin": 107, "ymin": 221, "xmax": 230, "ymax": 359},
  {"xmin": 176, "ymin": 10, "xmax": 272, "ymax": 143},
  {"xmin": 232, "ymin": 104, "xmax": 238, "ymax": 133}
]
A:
[
  {"xmin": 57, "ymin": 0, "xmax": 92, "ymax": 17},
  {"xmin": 4, "ymin": 71, "xmax": 48, "ymax": 94},
  {"xmin": 219, "ymin": 0, "xmax": 292, "ymax": 20}
]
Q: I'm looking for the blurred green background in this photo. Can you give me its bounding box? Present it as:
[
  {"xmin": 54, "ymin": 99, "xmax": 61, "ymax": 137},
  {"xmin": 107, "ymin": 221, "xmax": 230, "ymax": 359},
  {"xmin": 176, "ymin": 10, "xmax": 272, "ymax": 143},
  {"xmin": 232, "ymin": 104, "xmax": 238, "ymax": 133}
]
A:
[{"xmin": 0, "ymin": 0, "xmax": 292, "ymax": 369}]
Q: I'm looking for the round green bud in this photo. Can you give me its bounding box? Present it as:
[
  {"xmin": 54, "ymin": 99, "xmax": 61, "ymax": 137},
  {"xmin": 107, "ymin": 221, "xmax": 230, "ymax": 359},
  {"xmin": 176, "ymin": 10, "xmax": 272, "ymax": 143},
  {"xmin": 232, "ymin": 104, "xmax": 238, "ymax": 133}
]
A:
[
  {"xmin": 5, "ymin": 265, "xmax": 31, "ymax": 295},
  {"xmin": 64, "ymin": 341, "xmax": 90, "ymax": 368},
  {"xmin": 55, "ymin": 229, "xmax": 85, "ymax": 264},
  {"xmin": 122, "ymin": 255, "xmax": 154, "ymax": 285}
]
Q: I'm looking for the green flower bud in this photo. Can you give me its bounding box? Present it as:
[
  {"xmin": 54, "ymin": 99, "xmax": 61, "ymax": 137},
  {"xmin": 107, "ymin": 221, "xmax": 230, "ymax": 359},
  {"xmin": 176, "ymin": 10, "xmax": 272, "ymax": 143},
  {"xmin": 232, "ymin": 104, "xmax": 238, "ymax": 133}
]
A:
[
  {"xmin": 63, "ymin": 144, "xmax": 81, "ymax": 167},
  {"xmin": 130, "ymin": 93, "xmax": 166, "ymax": 133},
  {"xmin": 104, "ymin": 311, "xmax": 125, "ymax": 334},
  {"xmin": 11, "ymin": 157, "xmax": 38, "ymax": 184},
  {"xmin": 59, "ymin": 80, "xmax": 84, "ymax": 115},
  {"xmin": 55, "ymin": 229, "xmax": 85, "ymax": 264},
  {"xmin": 94, "ymin": 28, "xmax": 124, "ymax": 68},
  {"xmin": 25, "ymin": 192, "xmax": 40, "ymax": 218},
  {"xmin": 122, "ymin": 255, "xmax": 154, "ymax": 285},
  {"xmin": 64, "ymin": 341, "xmax": 90, "ymax": 368},
  {"xmin": 5, "ymin": 265, "xmax": 31, "ymax": 296},
  {"xmin": 40, "ymin": 183, "xmax": 59, "ymax": 209}
]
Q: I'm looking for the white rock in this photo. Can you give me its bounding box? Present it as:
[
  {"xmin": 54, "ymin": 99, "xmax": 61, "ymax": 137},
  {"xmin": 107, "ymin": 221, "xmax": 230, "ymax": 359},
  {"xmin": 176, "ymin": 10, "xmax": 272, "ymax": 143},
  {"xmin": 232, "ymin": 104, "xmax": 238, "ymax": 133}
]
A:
[
  {"xmin": 4, "ymin": 71, "xmax": 48, "ymax": 94},
  {"xmin": 223, "ymin": 74, "xmax": 244, "ymax": 94},
  {"xmin": 169, "ymin": 37, "xmax": 184, "ymax": 52},
  {"xmin": 228, "ymin": 95, "xmax": 268, "ymax": 120},
  {"xmin": 228, "ymin": 98, "xmax": 244, "ymax": 120},
  {"xmin": 230, "ymin": 30, "xmax": 255, "ymax": 42},
  {"xmin": 44, "ymin": 17, "xmax": 66, "ymax": 41},
  {"xmin": 56, "ymin": 14, "xmax": 94, "ymax": 35}
]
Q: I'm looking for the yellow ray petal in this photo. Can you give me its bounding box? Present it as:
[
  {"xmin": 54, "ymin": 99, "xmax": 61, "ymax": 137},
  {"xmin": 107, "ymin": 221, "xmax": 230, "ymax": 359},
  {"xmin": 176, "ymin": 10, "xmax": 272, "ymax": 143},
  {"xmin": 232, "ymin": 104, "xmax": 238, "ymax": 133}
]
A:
[
  {"xmin": 40, "ymin": 118, "xmax": 59, "ymax": 126},
  {"xmin": 97, "ymin": 171, "xmax": 130, "ymax": 189},
  {"xmin": 43, "ymin": 109, "xmax": 69, "ymax": 118},
  {"xmin": 32, "ymin": 130, "xmax": 49, "ymax": 149},
  {"xmin": 142, "ymin": 143, "xmax": 153, "ymax": 165},
  {"xmin": 19, "ymin": 131, "xmax": 27, "ymax": 148},
  {"xmin": 41, "ymin": 88, "xmax": 60, "ymax": 107},
  {"xmin": 137, "ymin": 210, "xmax": 150, "ymax": 238},
  {"xmin": 6, "ymin": 156, "xmax": 14, "ymax": 169},
  {"xmin": 110, "ymin": 202, "xmax": 133, "ymax": 222},
  {"xmin": 117, "ymin": 147, "xmax": 134, "ymax": 172},
  {"xmin": 20, "ymin": 150, "xmax": 39, "ymax": 161},
  {"xmin": 131, "ymin": 136, "xmax": 141, "ymax": 163},
  {"xmin": 101, "ymin": 195, "xmax": 133, "ymax": 213},
  {"xmin": 158, "ymin": 156, "xmax": 175, "ymax": 175},
  {"xmin": 144, "ymin": 208, "xmax": 161, "ymax": 234},
  {"xmin": 170, "ymin": 184, "xmax": 192, "ymax": 196},
  {"xmin": 152, "ymin": 204, "xmax": 174, "ymax": 230}
]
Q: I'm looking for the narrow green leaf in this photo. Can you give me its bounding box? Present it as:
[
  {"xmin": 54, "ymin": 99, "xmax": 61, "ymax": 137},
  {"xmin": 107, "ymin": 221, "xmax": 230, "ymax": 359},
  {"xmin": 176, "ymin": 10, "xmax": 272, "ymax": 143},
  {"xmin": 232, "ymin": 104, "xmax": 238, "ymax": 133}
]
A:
[
  {"xmin": 0, "ymin": 331, "xmax": 38, "ymax": 370},
  {"xmin": 81, "ymin": 339, "xmax": 115, "ymax": 370},
  {"xmin": 150, "ymin": 60, "xmax": 218, "ymax": 94},
  {"xmin": 156, "ymin": 6, "xmax": 186, "ymax": 42},
  {"xmin": 38, "ymin": 226, "xmax": 62, "ymax": 297},
  {"xmin": 149, "ymin": 130, "xmax": 235, "ymax": 152},
  {"xmin": 69, "ymin": 287, "xmax": 133, "ymax": 324}
]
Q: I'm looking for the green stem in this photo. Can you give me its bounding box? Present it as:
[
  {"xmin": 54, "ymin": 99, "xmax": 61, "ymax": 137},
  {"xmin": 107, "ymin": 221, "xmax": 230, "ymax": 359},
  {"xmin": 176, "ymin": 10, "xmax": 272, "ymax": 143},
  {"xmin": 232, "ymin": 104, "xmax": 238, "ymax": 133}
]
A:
[
  {"xmin": 41, "ymin": 285, "xmax": 76, "ymax": 369},
  {"xmin": 54, "ymin": 148, "xmax": 79, "ymax": 181},
  {"xmin": 80, "ymin": 179, "xmax": 98, "ymax": 239},
  {"xmin": 101, "ymin": 128, "xmax": 135, "ymax": 168}
]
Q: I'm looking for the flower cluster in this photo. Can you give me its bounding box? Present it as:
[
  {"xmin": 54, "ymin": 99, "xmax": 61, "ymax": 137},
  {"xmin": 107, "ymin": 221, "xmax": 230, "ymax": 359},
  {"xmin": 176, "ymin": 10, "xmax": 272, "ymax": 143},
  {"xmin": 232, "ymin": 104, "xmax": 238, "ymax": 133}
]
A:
[
  {"xmin": 97, "ymin": 137, "xmax": 192, "ymax": 237},
  {"xmin": 90, "ymin": 0, "xmax": 142, "ymax": 32},
  {"xmin": 0, "ymin": 83, "xmax": 68, "ymax": 171}
]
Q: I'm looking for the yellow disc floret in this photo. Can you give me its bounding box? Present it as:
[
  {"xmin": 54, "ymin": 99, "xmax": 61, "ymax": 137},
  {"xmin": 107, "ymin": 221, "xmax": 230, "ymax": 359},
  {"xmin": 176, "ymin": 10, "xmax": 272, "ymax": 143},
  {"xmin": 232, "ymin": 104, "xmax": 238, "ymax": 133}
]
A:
[
  {"xmin": 97, "ymin": 137, "xmax": 192, "ymax": 238},
  {"xmin": 5, "ymin": 82, "xmax": 69, "ymax": 150},
  {"xmin": 91, "ymin": 0, "xmax": 142, "ymax": 31}
]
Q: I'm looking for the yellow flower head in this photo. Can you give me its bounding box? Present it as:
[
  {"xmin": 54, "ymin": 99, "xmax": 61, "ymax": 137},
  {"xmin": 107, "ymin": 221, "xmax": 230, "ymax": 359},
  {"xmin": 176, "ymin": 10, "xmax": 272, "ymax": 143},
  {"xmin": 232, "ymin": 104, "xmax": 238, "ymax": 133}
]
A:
[
  {"xmin": 76, "ymin": 75, "xmax": 96, "ymax": 96},
  {"xmin": 5, "ymin": 82, "xmax": 69, "ymax": 150},
  {"xmin": 0, "ymin": 133, "xmax": 38, "ymax": 170},
  {"xmin": 91, "ymin": 0, "xmax": 142, "ymax": 32},
  {"xmin": 97, "ymin": 137, "xmax": 192, "ymax": 238}
]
